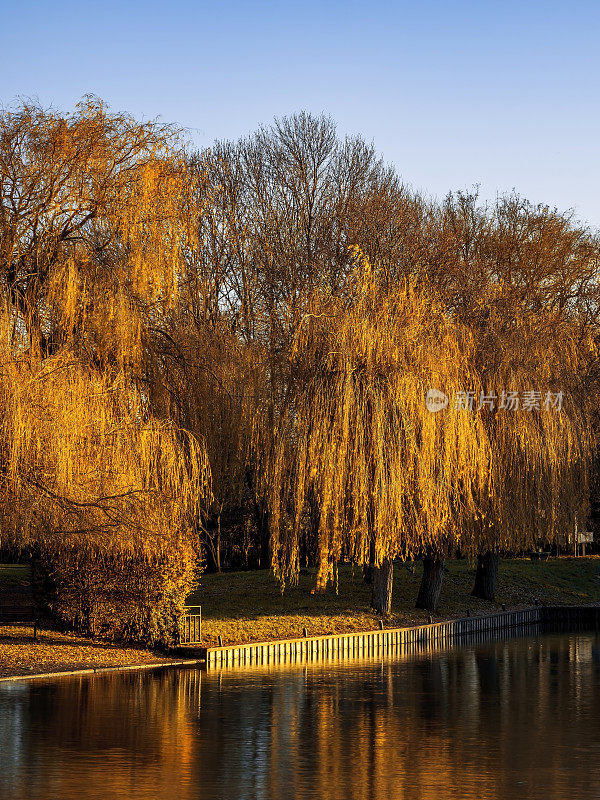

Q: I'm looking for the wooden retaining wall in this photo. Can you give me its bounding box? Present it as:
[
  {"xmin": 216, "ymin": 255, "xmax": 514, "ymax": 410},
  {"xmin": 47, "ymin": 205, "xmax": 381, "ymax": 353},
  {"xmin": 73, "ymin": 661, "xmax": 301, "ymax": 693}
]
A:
[{"xmin": 203, "ymin": 607, "xmax": 544, "ymax": 669}]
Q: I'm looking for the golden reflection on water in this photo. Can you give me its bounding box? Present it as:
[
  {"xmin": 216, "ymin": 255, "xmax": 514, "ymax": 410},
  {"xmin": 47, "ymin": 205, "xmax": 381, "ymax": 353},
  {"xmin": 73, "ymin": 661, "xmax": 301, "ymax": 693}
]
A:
[{"xmin": 1, "ymin": 633, "xmax": 599, "ymax": 800}]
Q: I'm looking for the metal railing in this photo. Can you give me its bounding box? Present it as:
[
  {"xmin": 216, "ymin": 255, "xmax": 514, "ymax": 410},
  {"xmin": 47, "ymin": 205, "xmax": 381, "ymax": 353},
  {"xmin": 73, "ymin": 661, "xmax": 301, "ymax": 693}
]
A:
[{"xmin": 181, "ymin": 605, "xmax": 201, "ymax": 644}]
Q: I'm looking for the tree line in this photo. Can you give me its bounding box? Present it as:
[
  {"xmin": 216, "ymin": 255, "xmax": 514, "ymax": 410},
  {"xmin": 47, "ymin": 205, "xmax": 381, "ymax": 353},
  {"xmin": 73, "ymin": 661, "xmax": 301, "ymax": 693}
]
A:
[{"xmin": 1, "ymin": 98, "xmax": 599, "ymax": 643}]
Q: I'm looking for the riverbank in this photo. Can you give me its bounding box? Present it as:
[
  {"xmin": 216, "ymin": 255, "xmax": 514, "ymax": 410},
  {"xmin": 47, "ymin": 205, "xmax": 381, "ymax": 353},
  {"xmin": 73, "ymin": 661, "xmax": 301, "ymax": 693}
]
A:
[
  {"xmin": 1, "ymin": 557, "xmax": 599, "ymax": 678},
  {"xmin": 0, "ymin": 624, "xmax": 177, "ymax": 679},
  {"xmin": 193, "ymin": 556, "xmax": 600, "ymax": 647}
]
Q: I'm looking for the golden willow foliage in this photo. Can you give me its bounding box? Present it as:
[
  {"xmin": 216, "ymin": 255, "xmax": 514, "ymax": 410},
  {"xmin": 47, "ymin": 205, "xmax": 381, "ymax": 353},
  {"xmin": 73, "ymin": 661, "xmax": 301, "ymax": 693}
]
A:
[
  {"xmin": 267, "ymin": 252, "xmax": 490, "ymax": 590},
  {"xmin": 0, "ymin": 96, "xmax": 193, "ymax": 368},
  {"xmin": 462, "ymin": 297, "xmax": 594, "ymax": 555},
  {"xmin": 0, "ymin": 102, "xmax": 598, "ymax": 625},
  {"xmin": 0, "ymin": 99, "xmax": 213, "ymax": 644},
  {"xmin": 429, "ymin": 193, "xmax": 599, "ymax": 558},
  {"xmin": 0, "ymin": 340, "xmax": 211, "ymax": 644},
  {"xmin": 0, "ymin": 350, "xmax": 210, "ymax": 554}
]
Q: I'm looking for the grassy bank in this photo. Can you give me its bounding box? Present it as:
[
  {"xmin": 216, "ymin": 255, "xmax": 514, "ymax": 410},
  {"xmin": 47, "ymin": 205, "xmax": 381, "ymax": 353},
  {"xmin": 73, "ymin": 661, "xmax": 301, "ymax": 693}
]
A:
[
  {"xmin": 191, "ymin": 557, "xmax": 600, "ymax": 647},
  {"xmin": 1, "ymin": 557, "xmax": 599, "ymax": 677}
]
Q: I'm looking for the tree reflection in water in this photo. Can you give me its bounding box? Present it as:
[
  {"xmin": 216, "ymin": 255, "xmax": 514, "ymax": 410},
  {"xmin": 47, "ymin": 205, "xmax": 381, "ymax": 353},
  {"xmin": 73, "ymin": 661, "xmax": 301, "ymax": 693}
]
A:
[{"xmin": 1, "ymin": 633, "xmax": 599, "ymax": 800}]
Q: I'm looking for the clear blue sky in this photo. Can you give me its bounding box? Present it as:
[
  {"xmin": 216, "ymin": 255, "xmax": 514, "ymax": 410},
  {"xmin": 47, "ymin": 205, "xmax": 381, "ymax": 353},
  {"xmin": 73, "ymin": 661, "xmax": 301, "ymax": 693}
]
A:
[{"xmin": 2, "ymin": 0, "xmax": 599, "ymax": 228}]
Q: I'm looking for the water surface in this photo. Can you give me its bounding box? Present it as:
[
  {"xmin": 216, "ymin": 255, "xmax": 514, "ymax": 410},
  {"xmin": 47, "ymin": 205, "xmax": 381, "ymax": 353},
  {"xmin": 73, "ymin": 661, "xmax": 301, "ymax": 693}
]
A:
[{"xmin": 1, "ymin": 631, "xmax": 599, "ymax": 799}]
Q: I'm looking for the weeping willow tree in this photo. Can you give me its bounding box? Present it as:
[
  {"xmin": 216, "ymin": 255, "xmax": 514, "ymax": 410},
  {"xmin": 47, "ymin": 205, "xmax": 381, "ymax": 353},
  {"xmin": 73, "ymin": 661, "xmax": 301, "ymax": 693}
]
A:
[
  {"xmin": 0, "ymin": 96, "xmax": 192, "ymax": 367},
  {"xmin": 427, "ymin": 193, "xmax": 600, "ymax": 601},
  {"xmin": 265, "ymin": 252, "xmax": 490, "ymax": 613},
  {"xmin": 463, "ymin": 301, "xmax": 594, "ymax": 600},
  {"xmin": 0, "ymin": 347, "xmax": 211, "ymax": 643},
  {"xmin": 469, "ymin": 405, "xmax": 591, "ymax": 602},
  {"xmin": 0, "ymin": 98, "xmax": 213, "ymax": 644}
]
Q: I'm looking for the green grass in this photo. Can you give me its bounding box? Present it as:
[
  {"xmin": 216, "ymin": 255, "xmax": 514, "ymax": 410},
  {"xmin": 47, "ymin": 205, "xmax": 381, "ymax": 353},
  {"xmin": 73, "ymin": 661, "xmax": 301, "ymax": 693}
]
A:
[
  {"xmin": 0, "ymin": 564, "xmax": 30, "ymax": 592},
  {"xmin": 3, "ymin": 558, "xmax": 599, "ymax": 650},
  {"xmin": 189, "ymin": 557, "xmax": 600, "ymax": 646}
]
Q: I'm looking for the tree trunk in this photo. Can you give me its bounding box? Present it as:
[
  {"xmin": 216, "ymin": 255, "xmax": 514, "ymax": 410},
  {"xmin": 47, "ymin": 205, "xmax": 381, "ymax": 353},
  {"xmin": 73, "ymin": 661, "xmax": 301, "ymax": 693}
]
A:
[
  {"xmin": 215, "ymin": 528, "xmax": 221, "ymax": 573},
  {"xmin": 251, "ymin": 501, "xmax": 270, "ymax": 570},
  {"xmin": 245, "ymin": 467, "xmax": 270, "ymax": 569},
  {"xmin": 372, "ymin": 559, "xmax": 394, "ymax": 614},
  {"xmin": 416, "ymin": 554, "xmax": 445, "ymax": 611},
  {"xmin": 363, "ymin": 537, "xmax": 376, "ymax": 585},
  {"xmin": 472, "ymin": 551, "xmax": 499, "ymax": 601}
]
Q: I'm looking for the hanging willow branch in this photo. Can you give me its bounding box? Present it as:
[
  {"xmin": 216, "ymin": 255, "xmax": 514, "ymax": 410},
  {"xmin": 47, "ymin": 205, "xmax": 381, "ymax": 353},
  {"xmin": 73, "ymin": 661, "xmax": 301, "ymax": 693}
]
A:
[
  {"xmin": 266, "ymin": 251, "xmax": 490, "ymax": 590},
  {"xmin": 0, "ymin": 345, "xmax": 212, "ymax": 557}
]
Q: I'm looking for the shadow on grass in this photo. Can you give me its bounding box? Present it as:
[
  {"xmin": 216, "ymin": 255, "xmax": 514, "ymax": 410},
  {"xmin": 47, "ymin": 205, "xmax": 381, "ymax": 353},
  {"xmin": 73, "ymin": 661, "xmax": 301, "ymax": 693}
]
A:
[
  {"xmin": 190, "ymin": 558, "xmax": 600, "ymax": 625},
  {"xmin": 0, "ymin": 625, "xmax": 153, "ymax": 654}
]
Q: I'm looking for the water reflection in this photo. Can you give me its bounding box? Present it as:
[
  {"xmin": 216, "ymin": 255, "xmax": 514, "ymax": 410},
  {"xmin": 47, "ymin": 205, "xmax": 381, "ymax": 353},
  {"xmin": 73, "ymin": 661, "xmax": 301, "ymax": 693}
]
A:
[{"xmin": 1, "ymin": 633, "xmax": 600, "ymax": 800}]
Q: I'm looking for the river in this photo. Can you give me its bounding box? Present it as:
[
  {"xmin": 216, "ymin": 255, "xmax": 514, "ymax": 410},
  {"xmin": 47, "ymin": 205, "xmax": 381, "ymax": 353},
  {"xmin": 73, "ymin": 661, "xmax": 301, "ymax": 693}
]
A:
[{"xmin": 1, "ymin": 631, "xmax": 599, "ymax": 799}]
